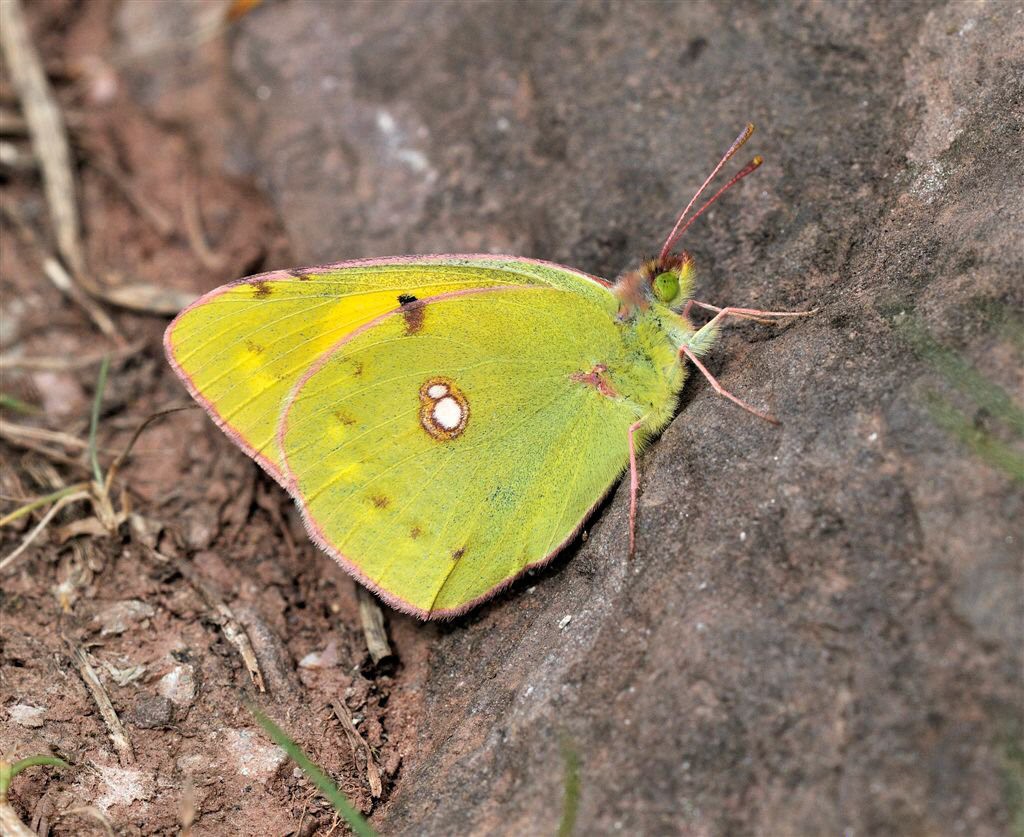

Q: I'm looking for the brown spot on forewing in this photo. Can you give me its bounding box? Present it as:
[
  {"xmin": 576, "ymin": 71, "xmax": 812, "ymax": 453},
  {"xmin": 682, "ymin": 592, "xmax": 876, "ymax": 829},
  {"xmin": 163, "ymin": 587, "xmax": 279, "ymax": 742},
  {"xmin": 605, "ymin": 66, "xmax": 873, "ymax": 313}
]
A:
[
  {"xmin": 371, "ymin": 494, "xmax": 391, "ymax": 509},
  {"xmin": 251, "ymin": 279, "xmax": 272, "ymax": 298},
  {"xmin": 400, "ymin": 298, "xmax": 426, "ymax": 335},
  {"xmin": 452, "ymin": 547, "xmax": 466, "ymax": 561}
]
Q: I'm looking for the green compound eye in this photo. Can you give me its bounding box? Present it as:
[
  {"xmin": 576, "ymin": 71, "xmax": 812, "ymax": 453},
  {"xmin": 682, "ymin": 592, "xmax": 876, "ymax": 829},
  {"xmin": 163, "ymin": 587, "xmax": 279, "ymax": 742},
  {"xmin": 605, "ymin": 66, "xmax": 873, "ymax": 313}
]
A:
[{"xmin": 653, "ymin": 271, "xmax": 679, "ymax": 303}]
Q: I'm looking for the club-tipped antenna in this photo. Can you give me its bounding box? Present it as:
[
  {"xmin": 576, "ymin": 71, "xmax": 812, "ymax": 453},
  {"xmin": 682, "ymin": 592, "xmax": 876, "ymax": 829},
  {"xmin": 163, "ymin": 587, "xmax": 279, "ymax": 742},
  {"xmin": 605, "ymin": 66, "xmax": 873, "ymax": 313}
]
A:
[
  {"xmin": 658, "ymin": 123, "xmax": 758, "ymax": 263},
  {"xmin": 662, "ymin": 155, "xmax": 763, "ymax": 257}
]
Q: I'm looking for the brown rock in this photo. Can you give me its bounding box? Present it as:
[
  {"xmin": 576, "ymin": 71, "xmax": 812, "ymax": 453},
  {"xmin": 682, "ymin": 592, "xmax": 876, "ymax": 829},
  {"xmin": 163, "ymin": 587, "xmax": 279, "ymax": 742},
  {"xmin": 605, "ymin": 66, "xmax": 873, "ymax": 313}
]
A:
[
  {"xmin": 130, "ymin": 695, "xmax": 173, "ymax": 729},
  {"xmin": 220, "ymin": 2, "xmax": 1023, "ymax": 835}
]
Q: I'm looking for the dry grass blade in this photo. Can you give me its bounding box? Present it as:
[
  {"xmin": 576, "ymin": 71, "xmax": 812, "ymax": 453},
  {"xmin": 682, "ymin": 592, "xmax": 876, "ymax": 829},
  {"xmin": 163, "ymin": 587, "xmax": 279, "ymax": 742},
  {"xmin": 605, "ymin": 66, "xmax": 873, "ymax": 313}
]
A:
[
  {"xmin": 166, "ymin": 554, "xmax": 266, "ymax": 692},
  {"xmin": 181, "ymin": 170, "xmax": 227, "ymax": 271},
  {"xmin": 0, "ymin": 420, "xmax": 90, "ymax": 452},
  {"xmin": 0, "ymin": 482, "xmax": 89, "ymax": 527},
  {"xmin": 0, "ymin": 0, "xmax": 84, "ymax": 275},
  {"xmin": 95, "ymin": 282, "xmax": 198, "ymax": 316},
  {"xmin": 0, "ymin": 433, "xmax": 92, "ymax": 473},
  {"xmin": 0, "ymin": 339, "xmax": 147, "ymax": 371},
  {"xmin": 103, "ymin": 405, "xmax": 195, "ymax": 493},
  {"xmin": 70, "ymin": 645, "xmax": 134, "ymax": 765},
  {"xmin": 0, "ymin": 489, "xmax": 88, "ymax": 572}
]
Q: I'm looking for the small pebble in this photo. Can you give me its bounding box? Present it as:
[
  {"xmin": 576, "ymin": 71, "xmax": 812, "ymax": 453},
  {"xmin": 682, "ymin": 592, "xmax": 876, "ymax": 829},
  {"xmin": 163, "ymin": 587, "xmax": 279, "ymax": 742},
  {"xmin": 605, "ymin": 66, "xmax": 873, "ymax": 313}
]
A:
[
  {"xmin": 131, "ymin": 694, "xmax": 173, "ymax": 728},
  {"xmin": 8, "ymin": 703, "xmax": 46, "ymax": 728},
  {"xmin": 158, "ymin": 663, "xmax": 198, "ymax": 708},
  {"xmin": 95, "ymin": 599, "xmax": 156, "ymax": 636}
]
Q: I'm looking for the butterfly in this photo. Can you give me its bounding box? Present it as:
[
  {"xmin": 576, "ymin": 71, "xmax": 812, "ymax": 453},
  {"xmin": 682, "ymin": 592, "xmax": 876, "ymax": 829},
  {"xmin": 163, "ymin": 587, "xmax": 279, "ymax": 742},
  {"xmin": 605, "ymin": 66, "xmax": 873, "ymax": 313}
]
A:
[{"xmin": 164, "ymin": 124, "xmax": 811, "ymax": 619}]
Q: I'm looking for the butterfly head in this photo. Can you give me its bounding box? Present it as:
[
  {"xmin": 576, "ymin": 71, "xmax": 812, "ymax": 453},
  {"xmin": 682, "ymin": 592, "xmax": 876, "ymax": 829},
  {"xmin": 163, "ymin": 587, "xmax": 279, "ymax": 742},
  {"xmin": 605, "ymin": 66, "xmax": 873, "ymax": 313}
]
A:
[
  {"xmin": 614, "ymin": 251, "xmax": 696, "ymax": 317},
  {"xmin": 650, "ymin": 251, "xmax": 696, "ymax": 307},
  {"xmin": 615, "ymin": 125, "xmax": 763, "ymax": 320}
]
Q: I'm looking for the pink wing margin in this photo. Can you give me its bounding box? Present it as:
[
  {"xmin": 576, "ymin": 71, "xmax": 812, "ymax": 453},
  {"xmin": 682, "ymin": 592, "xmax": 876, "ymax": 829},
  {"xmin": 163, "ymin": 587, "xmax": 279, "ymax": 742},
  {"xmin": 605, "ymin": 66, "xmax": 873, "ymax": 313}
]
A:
[{"xmin": 163, "ymin": 254, "xmax": 617, "ymax": 620}]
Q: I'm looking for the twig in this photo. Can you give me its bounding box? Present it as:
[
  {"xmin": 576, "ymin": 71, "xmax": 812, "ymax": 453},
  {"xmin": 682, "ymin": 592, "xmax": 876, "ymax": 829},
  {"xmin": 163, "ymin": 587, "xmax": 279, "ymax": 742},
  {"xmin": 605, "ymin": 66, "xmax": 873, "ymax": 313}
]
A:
[
  {"xmin": 0, "ymin": 420, "xmax": 91, "ymax": 452},
  {"xmin": 0, "ymin": 0, "xmax": 84, "ymax": 274},
  {"xmin": 0, "ymin": 339, "xmax": 147, "ymax": 371},
  {"xmin": 330, "ymin": 701, "xmax": 383, "ymax": 798},
  {"xmin": 94, "ymin": 281, "xmax": 198, "ymax": 317},
  {"xmin": 70, "ymin": 645, "xmax": 134, "ymax": 765},
  {"xmin": 166, "ymin": 553, "xmax": 266, "ymax": 692},
  {"xmin": 181, "ymin": 170, "xmax": 227, "ymax": 271},
  {"xmin": 178, "ymin": 778, "xmax": 197, "ymax": 837},
  {"xmin": 0, "ymin": 490, "xmax": 87, "ymax": 572},
  {"xmin": 356, "ymin": 587, "xmax": 393, "ymax": 665}
]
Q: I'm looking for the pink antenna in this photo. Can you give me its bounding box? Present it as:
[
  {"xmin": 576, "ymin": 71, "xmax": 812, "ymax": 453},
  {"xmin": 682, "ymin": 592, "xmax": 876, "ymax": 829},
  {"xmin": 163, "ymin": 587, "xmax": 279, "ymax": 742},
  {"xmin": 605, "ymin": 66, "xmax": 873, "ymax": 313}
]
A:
[{"xmin": 658, "ymin": 123, "xmax": 759, "ymax": 263}]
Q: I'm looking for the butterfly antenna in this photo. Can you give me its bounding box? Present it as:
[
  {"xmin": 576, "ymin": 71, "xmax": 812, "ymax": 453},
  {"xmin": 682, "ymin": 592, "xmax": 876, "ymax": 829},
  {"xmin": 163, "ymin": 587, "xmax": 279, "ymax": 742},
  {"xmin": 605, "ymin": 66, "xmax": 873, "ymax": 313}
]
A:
[{"xmin": 658, "ymin": 123, "xmax": 759, "ymax": 263}]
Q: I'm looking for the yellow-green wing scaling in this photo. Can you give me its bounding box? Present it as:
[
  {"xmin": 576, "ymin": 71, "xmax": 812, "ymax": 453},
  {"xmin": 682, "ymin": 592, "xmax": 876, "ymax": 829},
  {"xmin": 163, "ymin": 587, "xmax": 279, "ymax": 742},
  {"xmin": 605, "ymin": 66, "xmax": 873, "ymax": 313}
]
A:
[
  {"xmin": 164, "ymin": 257, "xmax": 612, "ymax": 484},
  {"xmin": 278, "ymin": 285, "xmax": 654, "ymax": 618}
]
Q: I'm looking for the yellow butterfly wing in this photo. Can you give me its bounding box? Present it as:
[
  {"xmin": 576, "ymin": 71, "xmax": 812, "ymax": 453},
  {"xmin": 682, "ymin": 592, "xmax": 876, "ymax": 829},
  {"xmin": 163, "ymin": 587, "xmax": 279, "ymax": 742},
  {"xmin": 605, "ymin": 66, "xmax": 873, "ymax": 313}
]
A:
[
  {"xmin": 277, "ymin": 284, "xmax": 650, "ymax": 617},
  {"xmin": 164, "ymin": 256, "xmax": 610, "ymax": 484}
]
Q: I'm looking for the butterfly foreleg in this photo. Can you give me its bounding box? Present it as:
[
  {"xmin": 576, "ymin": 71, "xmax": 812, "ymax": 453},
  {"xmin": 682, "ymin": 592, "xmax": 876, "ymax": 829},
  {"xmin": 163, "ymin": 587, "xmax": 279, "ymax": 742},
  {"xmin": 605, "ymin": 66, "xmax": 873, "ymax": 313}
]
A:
[
  {"xmin": 679, "ymin": 342, "xmax": 779, "ymax": 425},
  {"xmin": 683, "ymin": 300, "xmax": 816, "ymax": 326},
  {"xmin": 677, "ymin": 301, "xmax": 815, "ymax": 423},
  {"xmin": 627, "ymin": 417, "xmax": 647, "ymax": 559}
]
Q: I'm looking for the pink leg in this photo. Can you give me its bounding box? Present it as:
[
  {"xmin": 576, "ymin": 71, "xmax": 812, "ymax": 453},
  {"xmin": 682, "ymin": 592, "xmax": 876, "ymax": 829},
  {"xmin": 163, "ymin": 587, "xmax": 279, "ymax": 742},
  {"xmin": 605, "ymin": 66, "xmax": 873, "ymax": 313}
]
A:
[
  {"xmin": 627, "ymin": 418, "xmax": 644, "ymax": 559},
  {"xmin": 681, "ymin": 345, "xmax": 780, "ymax": 425},
  {"xmin": 687, "ymin": 300, "xmax": 816, "ymax": 325}
]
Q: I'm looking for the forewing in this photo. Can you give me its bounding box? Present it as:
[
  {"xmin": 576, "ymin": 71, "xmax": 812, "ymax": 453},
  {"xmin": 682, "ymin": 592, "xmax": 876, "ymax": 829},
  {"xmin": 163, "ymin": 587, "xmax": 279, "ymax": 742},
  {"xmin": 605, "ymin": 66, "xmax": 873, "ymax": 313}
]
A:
[
  {"xmin": 164, "ymin": 256, "xmax": 611, "ymax": 483},
  {"xmin": 279, "ymin": 285, "xmax": 636, "ymax": 617}
]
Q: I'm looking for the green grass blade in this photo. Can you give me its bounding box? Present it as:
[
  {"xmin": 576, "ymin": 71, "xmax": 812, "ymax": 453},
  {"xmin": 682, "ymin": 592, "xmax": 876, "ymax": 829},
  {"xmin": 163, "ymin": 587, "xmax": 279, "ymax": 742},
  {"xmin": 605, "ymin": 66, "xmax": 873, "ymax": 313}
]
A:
[
  {"xmin": 901, "ymin": 319, "xmax": 1024, "ymax": 436},
  {"xmin": 247, "ymin": 704, "xmax": 378, "ymax": 837},
  {"xmin": 558, "ymin": 740, "xmax": 580, "ymax": 837},
  {"xmin": 88, "ymin": 355, "xmax": 110, "ymax": 485},
  {"xmin": 0, "ymin": 755, "xmax": 68, "ymax": 799},
  {"xmin": 925, "ymin": 392, "xmax": 1024, "ymax": 482},
  {"xmin": 0, "ymin": 393, "xmax": 41, "ymax": 415}
]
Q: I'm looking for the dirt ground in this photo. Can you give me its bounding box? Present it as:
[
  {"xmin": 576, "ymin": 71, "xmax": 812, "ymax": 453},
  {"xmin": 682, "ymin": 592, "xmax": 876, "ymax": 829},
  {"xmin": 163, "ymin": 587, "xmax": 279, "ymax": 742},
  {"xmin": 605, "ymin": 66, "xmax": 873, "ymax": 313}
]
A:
[{"xmin": 1, "ymin": 1, "xmax": 1022, "ymax": 836}]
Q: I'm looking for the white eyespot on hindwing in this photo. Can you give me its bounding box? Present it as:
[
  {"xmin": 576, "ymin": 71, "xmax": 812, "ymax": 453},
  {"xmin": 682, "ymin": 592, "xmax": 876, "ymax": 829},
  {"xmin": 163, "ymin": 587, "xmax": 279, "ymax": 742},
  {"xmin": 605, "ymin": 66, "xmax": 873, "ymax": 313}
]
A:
[
  {"xmin": 433, "ymin": 396, "xmax": 463, "ymax": 430},
  {"xmin": 419, "ymin": 377, "xmax": 469, "ymax": 441}
]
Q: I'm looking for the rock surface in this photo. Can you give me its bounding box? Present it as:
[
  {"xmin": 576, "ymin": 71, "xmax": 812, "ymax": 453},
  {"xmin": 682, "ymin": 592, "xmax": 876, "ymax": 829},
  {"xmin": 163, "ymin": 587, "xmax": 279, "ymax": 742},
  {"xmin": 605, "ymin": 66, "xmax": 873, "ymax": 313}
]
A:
[
  {"xmin": 219, "ymin": 2, "xmax": 1023, "ymax": 834},
  {"xmin": 4, "ymin": 1, "xmax": 1018, "ymax": 835}
]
